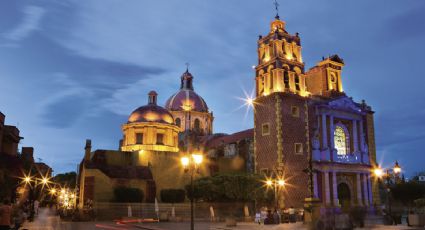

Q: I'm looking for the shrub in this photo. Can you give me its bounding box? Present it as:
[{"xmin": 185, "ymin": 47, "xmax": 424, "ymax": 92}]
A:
[
  {"xmin": 185, "ymin": 173, "xmax": 273, "ymax": 203},
  {"xmin": 160, "ymin": 189, "xmax": 186, "ymax": 203},
  {"xmin": 113, "ymin": 187, "xmax": 144, "ymax": 203}
]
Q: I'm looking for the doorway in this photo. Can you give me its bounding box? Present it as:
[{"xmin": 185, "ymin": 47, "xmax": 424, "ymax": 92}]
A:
[{"xmin": 337, "ymin": 183, "xmax": 351, "ymax": 212}]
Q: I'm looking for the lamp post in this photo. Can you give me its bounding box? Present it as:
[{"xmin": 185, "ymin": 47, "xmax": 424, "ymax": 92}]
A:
[
  {"xmin": 373, "ymin": 161, "xmax": 402, "ymax": 224},
  {"xmin": 265, "ymin": 178, "xmax": 285, "ymax": 208},
  {"xmin": 181, "ymin": 153, "xmax": 203, "ymax": 230}
]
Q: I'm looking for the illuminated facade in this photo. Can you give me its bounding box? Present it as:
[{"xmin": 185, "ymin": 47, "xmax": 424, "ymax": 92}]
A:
[
  {"xmin": 255, "ymin": 16, "xmax": 307, "ymax": 97},
  {"xmin": 254, "ymin": 16, "xmax": 379, "ymax": 210},
  {"xmin": 165, "ymin": 70, "xmax": 213, "ymax": 135},
  {"xmin": 121, "ymin": 91, "xmax": 179, "ymax": 153},
  {"xmin": 78, "ymin": 9, "xmax": 379, "ymax": 212}
]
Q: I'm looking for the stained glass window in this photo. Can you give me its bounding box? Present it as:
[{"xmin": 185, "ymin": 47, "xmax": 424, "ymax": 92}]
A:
[{"xmin": 334, "ymin": 125, "xmax": 347, "ymax": 155}]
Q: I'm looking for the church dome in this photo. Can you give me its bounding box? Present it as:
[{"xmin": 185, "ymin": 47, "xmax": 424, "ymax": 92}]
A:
[
  {"xmin": 165, "ymin": 70, "xmax": 209, "ymax": 112},
  {"xmin": 128, "ymin": 91, "xmax": 174, "ymax": 124}
]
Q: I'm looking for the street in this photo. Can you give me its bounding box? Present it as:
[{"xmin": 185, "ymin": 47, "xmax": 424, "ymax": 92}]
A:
[{"xmin": 21, "ymin": 208, "xmax": 424, "ymax": 230}]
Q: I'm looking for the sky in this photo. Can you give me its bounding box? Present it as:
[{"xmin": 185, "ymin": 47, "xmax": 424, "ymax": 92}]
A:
[{"xmin": 0, "ymin": 0, "xmax": 424, "ymax": 177}]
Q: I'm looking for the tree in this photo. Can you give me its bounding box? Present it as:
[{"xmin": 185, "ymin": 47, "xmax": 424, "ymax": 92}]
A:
[
  {"xmin": 113, "ymin": 187, "xmax": 144, "ymax": 203},
  {"xmin": 391, "ymin": 181, "xmax": 425, "ymax": 207},
  {"xmin": 186, "ymin": 173, "xmax": 272, "ymax": 203},
  {"xmin": 160, "ymin": 189, "xmax": 185, "ymax": 203},
  {"xmin": 53, "ymin": 172, "xmax": 77, "ymax": 188}
]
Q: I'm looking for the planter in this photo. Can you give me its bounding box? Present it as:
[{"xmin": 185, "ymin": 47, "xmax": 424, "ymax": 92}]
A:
[
  {"xmin": 159, "ymin": 212, "xmax": 169, "ymax": 221},
  {"xmin": 225, "ymin": 217, "xmax": 237, "ymax": 227},
  {"xmin": 408, "ymin": 214, "xmax": 425, "ymax": 227}
]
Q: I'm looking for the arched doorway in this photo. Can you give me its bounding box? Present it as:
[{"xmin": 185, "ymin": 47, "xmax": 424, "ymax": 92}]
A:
[{"xmin": 337, "ymin": 183, "xmax": 351, "ymax": 212}]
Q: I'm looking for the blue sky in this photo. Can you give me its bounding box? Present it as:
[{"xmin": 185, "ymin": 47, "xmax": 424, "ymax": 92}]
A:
[{"xmin": 0, "ymin": 0, "xmax": 424, "ymax": 176}]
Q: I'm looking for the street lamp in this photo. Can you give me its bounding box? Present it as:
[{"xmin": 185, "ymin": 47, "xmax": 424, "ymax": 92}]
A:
[
  {"xmin": 181, "ymin": 153, "xmax": 203, "ymax": 230},
  {"xmin": 393, "ymin": 161, "xmax": 401, "ymax": 175},
  {"xmin": 265, "ymin": 178, "xmax": 285, "ymax": 208},
  {"xmin": 373, "ymin": 162, "xmax": 402, "ymax": 224}
]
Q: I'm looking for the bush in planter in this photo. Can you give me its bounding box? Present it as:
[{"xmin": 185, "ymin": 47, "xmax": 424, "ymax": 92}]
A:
[
  {"xmin": 414, "ymin": 198, "xmax": 425, "ymax": 213},
  {"xmin": 349, "ymin": 206, "xmax": 366, "ymax": 227},
  {"xmin": 113, "ymin": 187, "xmax": 144, "ymax": 202},
  {"xmin": 160, "ymin": 189, "xmax": 185, "ymax": 203}
]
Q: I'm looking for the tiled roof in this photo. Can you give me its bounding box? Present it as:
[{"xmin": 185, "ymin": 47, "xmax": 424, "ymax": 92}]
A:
[{"xmin": 204, "ymin": 128, "xmax": 253, "ymax": 149}]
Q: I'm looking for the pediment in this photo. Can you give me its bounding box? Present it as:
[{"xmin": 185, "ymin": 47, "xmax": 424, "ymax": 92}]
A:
[{"xmin": 327, "ymin": 97, "xmax": 362, "ymax": 113}]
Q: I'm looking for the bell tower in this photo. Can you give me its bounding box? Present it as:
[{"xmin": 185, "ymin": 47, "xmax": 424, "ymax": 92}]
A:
[
  {"xmin": 255, "ymin": 14, "xmax": 308, "ymax": 98},
  {"xmin": 305, "ymin": 54, "xmax": 345, "ymax": 97}
]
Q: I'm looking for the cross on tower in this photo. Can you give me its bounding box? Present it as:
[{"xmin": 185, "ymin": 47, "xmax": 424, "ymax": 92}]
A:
[
  {"xmin": 185, "ymin": 62, "xmax": 190, "ymax": 72},
  {"xmin": 273, "ymin": 0, "xmax": 280, "ymax": 18}
]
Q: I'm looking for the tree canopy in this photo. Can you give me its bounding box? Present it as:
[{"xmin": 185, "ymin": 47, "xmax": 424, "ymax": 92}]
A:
[{"xmin": 186, "ymin": 173, "xmax": 273, "ymax": 203}]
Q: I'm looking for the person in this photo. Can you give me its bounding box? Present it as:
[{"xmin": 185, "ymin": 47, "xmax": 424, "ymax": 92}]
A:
[
  {"xmin": 288, "ymin": 206, "xmax": 296, "ymax": 223},
  {"xmin": 0, "ymin": 199, "xmax": 12, "ymax": 230},
  {"xmin": 273, "ymin": 209, "xmax": 280, "ymax": 224},
  {"xmin": 260, "ymin": 207, "xmax": 267, "ymax": 225},
  {"xmin": 255, "ymin": 210, "xmax": 261, "ymax": 224},
  {"xmin": 12, "ymin": 207, "xmax": 25, "ymax": 230},
  {"xmin": 33, "ymin": 200, "xmax": 39, "ymax": 216}
]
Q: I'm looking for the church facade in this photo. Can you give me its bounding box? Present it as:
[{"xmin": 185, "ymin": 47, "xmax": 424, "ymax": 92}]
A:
[
  {"xmin": 253, "ymin": 15, "xmax": 379, "ymax": 209},
  {"xmin": 78, "ymin": 11, "xmax": 379, "ymax": 211}
]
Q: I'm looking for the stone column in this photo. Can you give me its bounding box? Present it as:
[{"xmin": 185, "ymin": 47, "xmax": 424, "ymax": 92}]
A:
[
  {"xmin": 367, "ymin": 174, "xmax": 373, "ymax": 205},
  {"xmin": 353, "ymin": 120, "xmax": 358, "ymax": 153},
  {"xmin": 321, "ymin": 114, "xmax": 328, "ymax": 149},
  {"xmin": 359, "ymin": 120, "xmax": 364, "ymax": 152},
  {"xmin": 324, "ymin": 171, "xmax": 331, "ymax": 206},
  {"xmin": 313, "ymin": 172, "xmax": 318, "ymax": 198},
  {"xmin": 356, "ymin": 173, "xmax": 363, "ymax": 206},
  {"xmin": 363, "ymin": 174, "xmax": 370, "ymax": 206},
  {"xmin": 332, "ymin": 171, "xmax": 339, "ymax": 206},
  {"xmin": 329, "ymin": 115, "xmax": 335, "ymax": 161}
]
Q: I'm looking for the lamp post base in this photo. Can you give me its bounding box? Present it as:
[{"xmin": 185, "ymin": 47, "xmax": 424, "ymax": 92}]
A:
[{"xmin": 304, "ymin": 197, "xmax": 322, "ymax": 227}]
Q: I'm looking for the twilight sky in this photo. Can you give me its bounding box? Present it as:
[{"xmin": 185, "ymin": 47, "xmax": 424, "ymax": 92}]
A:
[{"xmin": 0, "ymin": 0, "xmax": 424, "ymax": 176}]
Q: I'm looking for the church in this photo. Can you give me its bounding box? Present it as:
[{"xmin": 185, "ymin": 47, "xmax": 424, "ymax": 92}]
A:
[{"xmin": 78, "ymin": 11, "xmax": 379, "ymax": 211}]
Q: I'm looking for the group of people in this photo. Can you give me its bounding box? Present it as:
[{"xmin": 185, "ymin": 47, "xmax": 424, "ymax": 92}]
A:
[
  {"xmin": 255, "ymin": 206, "xmax": 300, "ymax": 225},
  {"xmin": 0, "ymin": 198, "xmax": 40, "ymax": 230}
]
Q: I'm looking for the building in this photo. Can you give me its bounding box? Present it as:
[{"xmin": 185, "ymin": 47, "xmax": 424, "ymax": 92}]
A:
[
  {"xmin": 253, "ymin": 14, "xmax": 378, "ymax": 209},
  {"xmin": 78, "ymin": 9, "xmax": 379, "ymax": 212},
  {"xmin": 78, "ymin": 88, "xmax": 209, "ymax": 206},
  {"xmin": 0, "ymin": 112, "xmax": 22, "ymax": 156},
  {"xmin": 0, "ymin": 112, "xmax": 51, "ymax": 201}
]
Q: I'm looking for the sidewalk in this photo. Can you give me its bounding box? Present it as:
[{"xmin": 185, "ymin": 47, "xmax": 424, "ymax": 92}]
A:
[{"xmin": 133, "ymin": 221, "xmax": 424, "ymax": 230}]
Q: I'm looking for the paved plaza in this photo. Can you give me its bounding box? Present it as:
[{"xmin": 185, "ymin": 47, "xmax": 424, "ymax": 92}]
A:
[{"xmin": 20, "ymin": 208, "xmax": 424, "ymax": 230}]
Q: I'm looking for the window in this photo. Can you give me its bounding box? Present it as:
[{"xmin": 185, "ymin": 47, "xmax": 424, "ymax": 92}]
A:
[
  {"xmin": 295, "ymin": 143, "xmax": 303, "ymax": 155},
  {"xmin": 284, "ymin": 71, "xmax": 290, "ymax": 89},
  {"xmin": 136, "ymin": 133, "xmax": 143, "ymax": 144},
  {"xmin": 291, "ymin": 106, "xmax": 300, "ymax": 117},
  {"xmin": 156, "ymin": 133, "xmax": 164, "ymax": 145},
  {"xmin": 260, "ymin": 168, "xmax": 270, "ymax": 176},
  {"xmin": 262, "ymin": 123, "xmax": 270, "ymax": 136},
  {"xmin": 175, "ymin": 118, "xmax": 181, "ymax": 128},
  {"xmin": 295, "ymin": 75, "xmax": 300, "ymax": 91},
  {"xmin": 194, "ymin": 118, "xmax": 200, "ymax": 131},
  {"xmin": 334, "ymin": 125, "xmax": 349, "ymax": 155}
]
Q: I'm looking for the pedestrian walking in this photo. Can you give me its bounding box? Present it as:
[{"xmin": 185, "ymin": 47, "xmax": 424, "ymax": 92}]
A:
[
  {"xmin": 0, "ymin": 199, "xmax": 12, "ymax": 230},
  {"xmin": 33, "ymin": 200, "xmax": 39, "ymax": 216}
]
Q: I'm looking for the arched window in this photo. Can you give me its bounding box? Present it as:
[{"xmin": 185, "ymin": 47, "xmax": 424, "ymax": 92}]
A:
[
  {"xmin": 194, "ymin": 118, "xmax": 200, "ymax": 131},
  {"xmin": 334, "ymin": 124, "xmax": 350, "ymax": 155},
  {"xmin": 295, "ymin": 74, "xmax": 300, "ymax": 91},
  {"xmin": 284, "ymin": 71, "xmax": 289, "ymax": 89},
  {"xmin": 175, "ymin": 118, "xmax": 181, "ymax": 128}
]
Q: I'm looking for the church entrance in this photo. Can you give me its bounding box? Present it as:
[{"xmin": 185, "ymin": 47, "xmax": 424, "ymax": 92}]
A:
[{"xmin": 337, "ymin": 183, "xmax": 351, "ymax": 212}]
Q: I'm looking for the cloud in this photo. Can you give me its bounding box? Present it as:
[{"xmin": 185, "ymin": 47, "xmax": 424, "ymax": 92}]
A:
[{"xmin": 4, "ymin": 5, "xmax": 45, "ymax": 41}]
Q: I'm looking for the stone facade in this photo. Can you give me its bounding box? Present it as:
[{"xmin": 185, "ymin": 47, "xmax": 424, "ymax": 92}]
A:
[{"xmin": 253, "ymin": 16, "xmax": 378, "ymax": 209}]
